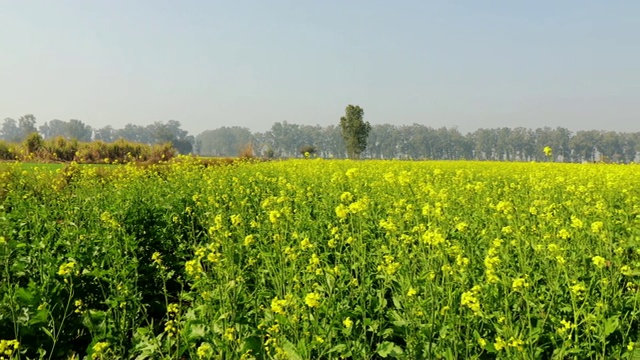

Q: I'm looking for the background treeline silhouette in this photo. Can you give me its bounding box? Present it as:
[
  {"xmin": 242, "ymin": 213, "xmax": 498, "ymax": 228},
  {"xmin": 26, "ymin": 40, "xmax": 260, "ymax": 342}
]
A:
[
  {"xmin": 198, "ymin": 122, "xmax": 639, "ymax": 163},
  {"xmin": 2, "ymin": 115, "xmax": 639, "ymax": 163}
]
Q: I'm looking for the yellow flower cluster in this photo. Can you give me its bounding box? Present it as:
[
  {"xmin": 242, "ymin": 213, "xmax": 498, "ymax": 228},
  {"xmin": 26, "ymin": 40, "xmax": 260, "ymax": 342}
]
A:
[
  {"xmin": 512, "ymin": 277, "xmax": 529, "ymax": 292},
  {"xmin": 461, "ymin": 285, "xmax": 482, "ymax": 315},
  {"xmin": 484, "ymin": 239, "xmax": 502, "ymax": 284},
  {"xmin": 91, "ymin": 341, "xmax": 109, "ymax": 360},
  {"xmin": 185, "ymin": 259, "xmax": 204, "ymax": 279},
  {"xmin": 196, "ymin": 342, "xmax": 213, "ymax": 359},
  {"xmin": 591, "ymin": 255, "xmax": 606, "ymax": 269},
  {"xmin": 304, "ymin": 292, "xmax": 321, "ymax": 308},
  {"xmin": 377, "ymin": 255, "xmax": 401, "ymax": 276},
  {"xmin": 556, "ymin": 319, "xmax": 576, "ymax": 335},
  {"xmin": 494, "ymin": 336, "xmax": 525, "ymax": 351},
  {"xmin": 0, "ymin": 340, "xmax": 19, "ymax": 358},
  {"xmin": 271, "ymin": 294, "xmax": 294, "ymax": 315},
  {"xmin": 58, "ymin": 261, "xmax": 76, "ymax": 276}
]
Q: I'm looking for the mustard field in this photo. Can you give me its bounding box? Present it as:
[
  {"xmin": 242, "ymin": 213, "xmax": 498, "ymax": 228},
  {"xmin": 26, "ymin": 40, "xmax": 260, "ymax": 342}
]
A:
[{"xmin": 0, "ymin": 159, "xmax": 639, "ymax": 359}]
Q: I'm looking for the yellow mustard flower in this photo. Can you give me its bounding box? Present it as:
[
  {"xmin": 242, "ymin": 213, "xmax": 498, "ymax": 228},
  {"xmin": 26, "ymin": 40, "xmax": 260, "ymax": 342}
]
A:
[
  {"xmin": 58, "ymin": 261, "xmax": 76, "ymax": 276},
  {"xmin": 304, "ymin": 292, "xmax": 321, "ymax": 308},
  {"xmin": 591, "ymin": 256, "xmax": 606, "ymax": 269},
  {"xmin": 343, "ymin": 317, "xmax": 353, "ymax": 329}
]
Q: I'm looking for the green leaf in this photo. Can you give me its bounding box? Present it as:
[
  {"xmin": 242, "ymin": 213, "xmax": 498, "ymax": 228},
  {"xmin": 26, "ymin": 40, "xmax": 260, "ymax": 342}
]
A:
[
  {"xmin": 28, "ymin": 308, "xmax": 48, "ymax": 326},
  {"xmin": 15, "ymin": 287, "xmax": 35, "ymax": 305},
  {"xmin": 559, "ymin": 305, "xmax": 573, "ymax": 313},
  {"xmin": 240, "ymin": 336, "xmax": 263, "ymax": 356},
  {"xmin": 604, "ymin": 315, "xmax": 619, "ymax": 336},
  {"xmin": 377, "ymin": 341, "xmax": 403, "ymax": 358},
  {"xmin": 132, "ymin": 327, "xmax": 160, "ymax": 360},
  {"xmin": 185, "ymin": 323, "xmax": 207, "ymax": 341},
  {"xmin": 41, "ymin": 327, "xmax": 54, "ymax": 340},
  {"xmin": 392, "ymin": 295, "xmax": 402, "ymax": 309},
  {"xmin": 280, "ymin": 338, "xmax": 303, "ymax": 360},
  {"xmin": 390, "ymin": 310, "xmax": 407, "ymax": 327},
  {"xmin": 328, "ymin": 344, "xmax": 347, "ymax": 354}
]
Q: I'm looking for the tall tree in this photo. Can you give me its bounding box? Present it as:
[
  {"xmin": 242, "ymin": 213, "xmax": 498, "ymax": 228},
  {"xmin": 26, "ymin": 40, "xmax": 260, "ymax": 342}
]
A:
[
  {"xmin": 18, "ymin": 114, "xmax": 38, "ymax": 141},
  {"xmin": 570, "ymin": 130, "xmax": 601, "ymax": 162},
  {"xmin": 339, "ymin": 105, "xmax": 371, "ymax": 159},
  {"xmin": 148, "ymin": 120, "xmax": 193, "ymax": 154},
  {"xmin": 39, "ymin": 119, "xmax": 92, "ymax": 141},
  {"xmin": 39, "ymin": 119, "xmax": 68, "ymax": 139},
  {"xmin": 322, "ymin": 125, "xmax": 346, "ymax": 158},
  {"xmin": 94, "ymin": 125, "xmax": 116, "ymax": 142},
  {"xmin": 196, "ymin": 127, "xmax": 253, "ymax": 156},
  {"xmin": 1, "ymin": 118, "xmax": 20, "ymax": 142},
  {"xmin": 116, "ymin": 124, "xmax": 153, "ymax": 144},
  {"xmin": 66, "ymin": 119, "xmax": 93, "ymax": 141}
]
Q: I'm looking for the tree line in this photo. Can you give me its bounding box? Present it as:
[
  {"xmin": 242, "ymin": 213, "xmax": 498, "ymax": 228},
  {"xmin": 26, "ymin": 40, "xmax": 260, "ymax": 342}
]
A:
[
  {"xmin": 2, "ymin": 114, "xmax": 639, "ymax": 162},
  {"xmin": 198, "ymin": 122, "xmax": 639, "ymax": 163},
  {"xmin": 1, "ymin": 116, "xmax": 194, "ymax": 154}
]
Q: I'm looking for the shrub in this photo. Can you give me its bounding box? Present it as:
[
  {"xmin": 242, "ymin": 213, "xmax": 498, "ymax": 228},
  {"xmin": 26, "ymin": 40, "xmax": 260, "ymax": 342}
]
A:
[{"xmin": 0, "ymin": 141, "xmax": 15, "ymax": 160}]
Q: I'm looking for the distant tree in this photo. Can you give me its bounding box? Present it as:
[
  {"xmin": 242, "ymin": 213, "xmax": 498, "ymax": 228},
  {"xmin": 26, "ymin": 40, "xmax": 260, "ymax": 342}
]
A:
[
  {"xmin": 39, "ymin": 119, "xmax": 68, "ymax": 139},
  {"xmin": 17, "ymin": 114, "xmax": 38, "ymax": 141},
  {"xmin": 148, "ymin": 120, "xmax": 193, "ymax": 154},
  {"xmin": 339, "ymin": 105, "xmax": 371, "ymax": 159},
  {"xmin": 196, "ymin": 126, "xmax": 253, "ymax": 156},
  {"xmin": 193, "ymin": 139, "xmax": 202, "ymax": 155},
  {"xmin": 600, "ymin": 131, "xmax": 623, "ymax": 162},
  {"xmin": 252, "ymin": 132, "xmax": 272, "ymax": 157},
  {"xmin": 322, "ymin": 125, "xmax": 346, "ymax": 158},
  {"xmin": 1, "ymin": 118, "xmax": 20, "ymax": 142},
  {"xmin": 620, "ymin": 132, "xmax": 639, "ymax": 163},
  {"xmin": 570, "ymin": 130, "xmax": 601, "ymax": 162},
  {"xmin": 116, "ymin": 124, "xmax": 153, "ymax": 144},
  {"xmin": 171, "ymin": 138, "xmax": 193, "ymax": 154},
  {"xmin": 268, "ymin": 121, "xmax": 304, "ymax": 157},
  {"xmin": 94, "ymin": 126, "xmax": 116, "ymax": 142},
  {"xmin": 39, "ymin": 119, "xmax": 92, "ymax": 141},
  {"xmin": 552, "ymin": 127, "xmax": 572, "ymax": 162},
  {"xmin": 367, "ymin": 124, "xmax": 398, "ymax": 159},
  {"xmin": 472, "ymin": 128, "xmax": 498, "ymax": 160},
  {"xmin": 509, "ymin": 127, "xmax": 535, "ymax": 161},
  {"xmin": 67, "ymin": 119, "xmax": 93, "ymax": 141}
]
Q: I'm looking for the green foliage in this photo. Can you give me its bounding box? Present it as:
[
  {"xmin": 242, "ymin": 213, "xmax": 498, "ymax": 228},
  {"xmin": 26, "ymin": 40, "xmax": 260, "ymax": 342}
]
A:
[
  {"xmin": 24, "ymin": 132, "xmax": 45, "ymax": 155},
  {"xmin": 339, "ymin": 105, "xmax": 371, "ymax": 159},
  {"xmin": 0, "ymin": 137, "xmax": 175, "ymax": 164},
  {"xmin": 149, "ymin": 120, "xmax": 194, "ymax": 154},
  {"xmin": 0, "ymin": 141, "xmax": 15, "ymax": 160}
]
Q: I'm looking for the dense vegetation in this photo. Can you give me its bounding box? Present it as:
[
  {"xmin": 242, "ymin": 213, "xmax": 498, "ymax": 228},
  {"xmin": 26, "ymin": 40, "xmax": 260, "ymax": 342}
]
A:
[
  {"xmin": 0, "ymin": 134, "xmax": 175, "ymax": 163},
  {"xmin": 0, "ymin": 158, "xmax": 638, "ymax": 359},
  {"xmin": 1, "ymin": 117, "xmax": 193, "ymax": 155}
]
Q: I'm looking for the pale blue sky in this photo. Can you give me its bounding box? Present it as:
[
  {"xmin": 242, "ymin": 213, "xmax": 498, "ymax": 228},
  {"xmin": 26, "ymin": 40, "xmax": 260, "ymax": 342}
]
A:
[{"xmin": 1, "ymin": 1, "xmax": 638, "ymax": 135}]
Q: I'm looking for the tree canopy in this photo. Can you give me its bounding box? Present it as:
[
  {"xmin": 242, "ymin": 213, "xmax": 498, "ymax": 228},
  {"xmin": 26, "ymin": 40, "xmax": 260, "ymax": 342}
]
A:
[{"xmin": 339, "ymin": 105, "xmax": 371, "ymax": 159}]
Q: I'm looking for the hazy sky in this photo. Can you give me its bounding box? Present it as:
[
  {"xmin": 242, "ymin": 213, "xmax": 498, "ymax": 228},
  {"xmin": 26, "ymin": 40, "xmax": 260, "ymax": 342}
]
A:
[{"xmin": 1, "ymin": 1, "xmax": 638, "ymax": 135}]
